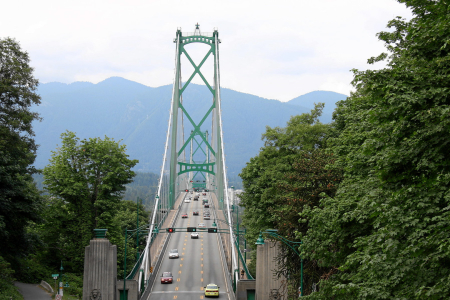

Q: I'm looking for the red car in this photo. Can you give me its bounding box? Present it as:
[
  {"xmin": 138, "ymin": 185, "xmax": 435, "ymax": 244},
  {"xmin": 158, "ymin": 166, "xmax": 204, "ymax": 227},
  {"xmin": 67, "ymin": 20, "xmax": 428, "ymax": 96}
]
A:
[
  {"xmin": 161, "ymin": 272, "xmax": 173, "ymax": 284},
  {"xmin": 193, "ymin": 211, "xmax": 199, "ymax": 216},
  {"xmin": 182, "ymin": 213, "xmax": 188, "ymax": 218}
]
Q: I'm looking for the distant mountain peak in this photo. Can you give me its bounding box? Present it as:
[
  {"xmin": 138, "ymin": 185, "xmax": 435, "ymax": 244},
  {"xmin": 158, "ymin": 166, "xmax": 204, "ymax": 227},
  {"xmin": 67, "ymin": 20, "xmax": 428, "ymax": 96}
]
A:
[{"xmin": 97, "ymin": 76, "xmax": 152, "ymax": 89}]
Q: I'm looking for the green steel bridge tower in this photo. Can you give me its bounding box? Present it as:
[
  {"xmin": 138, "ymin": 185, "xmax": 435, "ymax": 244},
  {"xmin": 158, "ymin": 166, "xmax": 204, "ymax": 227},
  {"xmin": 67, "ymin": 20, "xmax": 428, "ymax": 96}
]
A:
[{"xmin": 168, "ymin": 23, "xmax": 226, "ymax": 209}]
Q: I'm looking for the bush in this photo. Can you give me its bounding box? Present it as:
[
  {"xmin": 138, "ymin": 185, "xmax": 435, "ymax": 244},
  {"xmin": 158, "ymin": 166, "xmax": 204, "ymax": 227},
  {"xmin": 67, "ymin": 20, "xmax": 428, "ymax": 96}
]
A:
[
  {"xmin": 0, "ymin": 256, "xmax": 23, "ymax": 300},
  {"xmin": 14, "ymin": 255, "xmax": 52, "ymax": 284}
]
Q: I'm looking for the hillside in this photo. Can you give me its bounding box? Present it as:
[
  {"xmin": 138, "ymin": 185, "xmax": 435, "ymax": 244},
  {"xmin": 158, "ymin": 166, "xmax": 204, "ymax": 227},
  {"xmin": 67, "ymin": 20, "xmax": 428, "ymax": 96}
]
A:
[{"xmin": 33, "ymin": 77, "xmax": 345, "ymax": 176}]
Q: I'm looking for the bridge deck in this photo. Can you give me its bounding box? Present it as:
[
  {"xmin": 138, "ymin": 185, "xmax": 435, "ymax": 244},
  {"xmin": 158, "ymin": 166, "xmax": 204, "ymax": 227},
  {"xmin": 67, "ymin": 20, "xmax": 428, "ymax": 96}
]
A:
[{"xmin": 146, "ymin": 192, "xmax": 232, "ymax": 300}]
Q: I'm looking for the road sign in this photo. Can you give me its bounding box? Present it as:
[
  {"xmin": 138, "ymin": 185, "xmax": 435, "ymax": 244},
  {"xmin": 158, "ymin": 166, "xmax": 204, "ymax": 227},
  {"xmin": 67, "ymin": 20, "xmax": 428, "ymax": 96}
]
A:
[
  {"xmin": 55, "ymin": 294, "xmax": 62, "ymax": 300},
  {"xmin": 187, "ymin": 227, "xmax": 196, "ymax": 232},
  {"xmin": 52, "ymin": 274, "xmax": 59, "ymax": 277}
]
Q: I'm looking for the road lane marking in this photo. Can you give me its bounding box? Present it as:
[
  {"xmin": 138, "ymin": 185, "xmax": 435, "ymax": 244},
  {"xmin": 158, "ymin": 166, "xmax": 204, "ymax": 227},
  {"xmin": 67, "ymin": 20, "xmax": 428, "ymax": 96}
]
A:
[
  {"xmin": 177, "ymin": 278, "xmax": 180, "ymax": 282},
  {"xmin": 201, "ymin": 271, "xmax": 203, "ymax": 274},
  {"xmin": 175, "ymin": 287, "xmax": 179, "ymax": 291},
  {"xmin": 181, "ymin": 258, "xmax": 184, "ymax": 261},
  {"xmin": 180, "ymin": 264, "xmax": 183, "ymax": 267},
  {"xmin": 200, "ymin": 287, "xmax": 204, "ymax": 291},
  {"xmin": 201, "ymin": 264, "xmax": 203, "ymax": 267},
  {"xmin": 179, "ymin": 271, "xmax": 182, "ymax": 274},
  {"xmin": 201, "ymin": 258, "xmax": 203, "ymax": 261},
  {"xmin": 201, "ymin": 278, "xmax": 203, "ymax": 282},
  {"xmin": 174, "ymin": 296, "xmax": 177, "ymax": 299},
  {"xmin": 200, "ymin": 296, "xmax": 204, "ymax": 299},
  {"xmin": 201, "ymin": 253, "xmax": 203, "ymax": 255}
]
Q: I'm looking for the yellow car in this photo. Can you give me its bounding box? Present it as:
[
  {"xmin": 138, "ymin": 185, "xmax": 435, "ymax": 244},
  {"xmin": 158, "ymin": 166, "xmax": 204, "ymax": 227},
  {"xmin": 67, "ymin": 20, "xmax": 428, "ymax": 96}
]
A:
[{"xmin": 204, "ymin": 283, "xmax": 220, "ymax": 297}]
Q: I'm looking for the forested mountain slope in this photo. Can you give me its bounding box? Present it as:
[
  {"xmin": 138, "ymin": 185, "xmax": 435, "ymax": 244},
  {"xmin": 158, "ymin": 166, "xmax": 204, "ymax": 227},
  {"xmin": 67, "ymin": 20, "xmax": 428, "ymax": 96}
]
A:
[{"xmin": 33, "ymin": 77, "xmax": 345, "ymax": 175}]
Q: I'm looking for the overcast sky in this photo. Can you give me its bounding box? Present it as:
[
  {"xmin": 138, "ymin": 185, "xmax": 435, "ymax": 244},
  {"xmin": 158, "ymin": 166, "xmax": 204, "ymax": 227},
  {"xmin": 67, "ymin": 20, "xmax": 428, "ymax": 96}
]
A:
[{"xmin": 2, "ymin": 0, "xmax": 412, "ymax": 101}]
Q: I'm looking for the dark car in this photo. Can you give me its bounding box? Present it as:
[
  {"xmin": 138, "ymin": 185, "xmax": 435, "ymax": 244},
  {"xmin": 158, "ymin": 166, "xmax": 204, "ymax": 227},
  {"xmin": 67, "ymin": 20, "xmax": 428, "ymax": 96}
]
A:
[
  {"xmin": 193, "ymin": 211, "xmax": 199, "ymax": 215},
  {"xmin": 204, "ymin": 203, "xmax": 210, "ymax": 208},
  {"xmin": 161, "ymin": 272, "xmax": 173, "ymax": 284},
  {"xmin": 194, "ymin": 196, "xmax": 199, "ymax": 201}
]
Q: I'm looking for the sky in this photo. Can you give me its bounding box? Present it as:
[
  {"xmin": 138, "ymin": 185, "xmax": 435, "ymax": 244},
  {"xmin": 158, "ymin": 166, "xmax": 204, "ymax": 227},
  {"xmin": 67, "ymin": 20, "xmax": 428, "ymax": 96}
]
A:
[{"xmin": 2, "ymin": 0, "xmax": 412, "ymax": 101}]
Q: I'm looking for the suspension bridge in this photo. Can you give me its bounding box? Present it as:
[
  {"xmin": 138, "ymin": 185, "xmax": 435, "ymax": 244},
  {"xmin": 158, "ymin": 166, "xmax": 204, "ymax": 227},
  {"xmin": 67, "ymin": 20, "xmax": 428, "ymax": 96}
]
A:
[{"xmin": 120, "ymin": 24, "xmax": 253, "ymax": 300}]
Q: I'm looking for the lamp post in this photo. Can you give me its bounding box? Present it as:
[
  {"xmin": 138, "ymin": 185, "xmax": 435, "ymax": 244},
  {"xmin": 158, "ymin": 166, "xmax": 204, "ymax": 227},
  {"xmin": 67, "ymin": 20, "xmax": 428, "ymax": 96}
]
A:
[
  {"xmin": 122, "ymin": 224, "xmax": 156, "ymax": 300},
  {"xmin": 256, "ymin": 230, "xmax": 303, "ymax": 297},
  {"xmin": 58, "ymin": 261, "xmax": 64, "ymax": 296},
  {"xmin": 212, "ymin": 217, "xmax": 249, "ymax": 279}
]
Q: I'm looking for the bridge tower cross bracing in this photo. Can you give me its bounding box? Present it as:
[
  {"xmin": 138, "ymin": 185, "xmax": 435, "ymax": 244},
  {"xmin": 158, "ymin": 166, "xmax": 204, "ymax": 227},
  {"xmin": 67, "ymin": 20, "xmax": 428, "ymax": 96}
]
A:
[{"xmin": 168, "ymin": 25, "xmax": 224, "ymax": 206}]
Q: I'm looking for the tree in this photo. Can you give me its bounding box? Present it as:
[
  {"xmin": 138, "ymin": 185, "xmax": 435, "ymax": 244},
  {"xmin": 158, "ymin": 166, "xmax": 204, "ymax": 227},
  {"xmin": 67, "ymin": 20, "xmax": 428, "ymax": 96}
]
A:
[
  {"xmin": 0, "ymin": 37, "xmax": 42, "ymax": 261},
  {"xmin": 239, "ymin": 104, "xmax": 342, "ymax": 297},
  {"xmin": 302, "ymin": 1, "xmax": 450, "ymax": 298},
  {"xmin": 43, "ymin": 131, "xmax": 138, "ymax": 272}
]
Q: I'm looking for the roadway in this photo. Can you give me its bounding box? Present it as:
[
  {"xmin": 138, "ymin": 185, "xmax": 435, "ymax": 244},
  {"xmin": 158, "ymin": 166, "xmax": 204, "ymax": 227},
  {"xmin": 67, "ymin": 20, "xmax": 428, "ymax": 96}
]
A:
[{"xmin": 147, "ymin": 192, "xmax": 231, "ymax": 300}]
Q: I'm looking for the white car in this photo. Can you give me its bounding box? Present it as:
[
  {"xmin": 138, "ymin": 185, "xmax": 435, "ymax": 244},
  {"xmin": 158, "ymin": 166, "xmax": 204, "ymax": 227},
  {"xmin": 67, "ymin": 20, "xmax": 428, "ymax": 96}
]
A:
[
  {"xmin": 198, "ymin": 223, "xmax": 206, "ymax": 229},
  {"xmin": 191, "ymin": 232, "xmax": 199, "ymax": 239},
  {"xmin": 184, "ymin": 199, "xmax": 191, "ymax": 203},
  {"xmin": 169, "ymin": 249, "xmax": 179, "ymax": 259}
]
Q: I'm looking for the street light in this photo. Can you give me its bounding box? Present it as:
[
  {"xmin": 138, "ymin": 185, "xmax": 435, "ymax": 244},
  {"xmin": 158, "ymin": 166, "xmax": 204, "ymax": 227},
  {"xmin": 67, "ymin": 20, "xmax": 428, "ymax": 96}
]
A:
[
  {"xmin": 256, "ymin": 230, "xmax": 304, "ymax": 297},
  {"xmin": 122, "ymin": 224, "xmax": 157, "ymax": 300}
]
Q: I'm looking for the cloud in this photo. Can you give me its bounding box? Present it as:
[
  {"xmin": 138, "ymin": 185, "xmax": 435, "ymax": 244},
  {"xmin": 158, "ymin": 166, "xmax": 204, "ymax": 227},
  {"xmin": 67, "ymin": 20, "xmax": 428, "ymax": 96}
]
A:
[{"xmin": 1, "ymin": 0, "xmax": 412, "ymax": 101}]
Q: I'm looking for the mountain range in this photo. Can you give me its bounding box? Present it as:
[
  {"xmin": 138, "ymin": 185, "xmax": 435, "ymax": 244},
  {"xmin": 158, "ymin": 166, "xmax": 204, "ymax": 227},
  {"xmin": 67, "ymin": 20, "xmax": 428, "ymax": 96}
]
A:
[{"xmin": 33, "ymin": 77, "xmax": 347, "ymax": 176}]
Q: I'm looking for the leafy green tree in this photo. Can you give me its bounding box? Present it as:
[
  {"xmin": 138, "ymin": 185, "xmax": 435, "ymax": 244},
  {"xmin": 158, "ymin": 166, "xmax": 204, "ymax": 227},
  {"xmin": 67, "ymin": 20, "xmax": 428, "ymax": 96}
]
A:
[
  {"xmin": 239, "ymin": 104, "xmax": 341, "ymax": 296},
  {"xmin": 302, "ymin": 1, "xmax": 450, "ymax": 298},
  {"xmin": 43, "ymin": 131, "xmax": 138, "ymax": 272},
  {"xmin": 0, "ymin": 37, "xmax": 42, "ymax": 262},
  {"xmin": 240, "ymin": 103, "xmax": 331, "ymax": 242}
]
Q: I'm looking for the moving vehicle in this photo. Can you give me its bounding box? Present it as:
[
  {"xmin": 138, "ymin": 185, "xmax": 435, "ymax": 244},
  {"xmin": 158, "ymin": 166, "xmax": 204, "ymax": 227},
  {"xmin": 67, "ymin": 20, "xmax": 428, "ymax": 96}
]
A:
[
  {"xmin": 185, "ymin": 199, "xmax": 191, "ymax": 203},
  {"xmin": 204, "ymin": 203, "xmax": 210, "ymax": 208},
  {"xmin": 198, "ymin": 223, "xmax": 206, "ymax": 229},
  {"xmin": 193, "ymin": 211, "xmax": 199, "ymax": 216},
  {"xmin": 202, "ymin": 192, "xmax": 206, "ymax": 195},
  {"xmin": 191, "ymin": 232, "xmax": 199, "ymax": 239},
  {"xmin": 204, "ymin": 283, "xmax": 220, "ymax": 297},
  {"xmin": 169, "ymin": 249, "xmax": 179, "ymax": 259},
  {"xmin": 194, "ymin": 196, "xmax": 199, "ymax": 201},
  {"xmin": 203, "ymin": 215, "xmax": 210, "ymax": 220},
  {"xmin": 182, "ymin": 213, "xmax": 188, "ymax": 218},
  {"xmin": 161, "ymin": 272, "xmax": 173, "ymax": 284}
]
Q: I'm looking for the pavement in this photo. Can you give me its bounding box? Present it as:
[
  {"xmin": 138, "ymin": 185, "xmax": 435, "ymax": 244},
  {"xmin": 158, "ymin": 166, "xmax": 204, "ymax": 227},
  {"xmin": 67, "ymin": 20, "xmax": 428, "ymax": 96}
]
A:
[
  {"xmin": 14, "ymin": 282, "xmax": 52, "ymax": 300},
  {"xmin": 146, "ymin": 192, "xmax": 231, "ymax": 300}
]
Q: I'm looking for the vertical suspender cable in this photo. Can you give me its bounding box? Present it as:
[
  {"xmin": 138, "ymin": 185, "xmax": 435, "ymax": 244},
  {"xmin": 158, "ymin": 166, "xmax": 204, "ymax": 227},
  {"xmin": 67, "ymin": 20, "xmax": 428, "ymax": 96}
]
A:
[
  {"xmin": 144, "ymin": 34, "xmax": 180, "ymax": 283},
  {"xmin": 214, "ymin": 34, "xmax": 238, "ymax": 288}
]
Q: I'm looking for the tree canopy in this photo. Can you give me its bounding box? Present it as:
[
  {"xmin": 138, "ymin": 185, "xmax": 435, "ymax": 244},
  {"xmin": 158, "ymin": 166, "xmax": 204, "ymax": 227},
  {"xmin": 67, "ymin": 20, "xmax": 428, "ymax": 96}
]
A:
[
  {"xmin": 0, "ymin": 37, "xmax": 42, "ymax": 260},
  {"xmin": 239, "ymin": 104, "xmax": 342, "ymax": 297},
  {"xmin": 43, "ymin": 131, "xmax": 138, "ymax": 271},
  {"xmin": 301, "ymin": 1, "xmax": 450, "ymax": 298}
]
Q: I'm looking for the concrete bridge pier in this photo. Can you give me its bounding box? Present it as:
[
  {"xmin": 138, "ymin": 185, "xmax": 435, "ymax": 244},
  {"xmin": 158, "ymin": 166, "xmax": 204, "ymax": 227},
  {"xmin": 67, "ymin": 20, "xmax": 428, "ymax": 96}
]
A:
[{"xmin": 82, "ymin": 229, "xmax": 117, "ymax": 300}]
